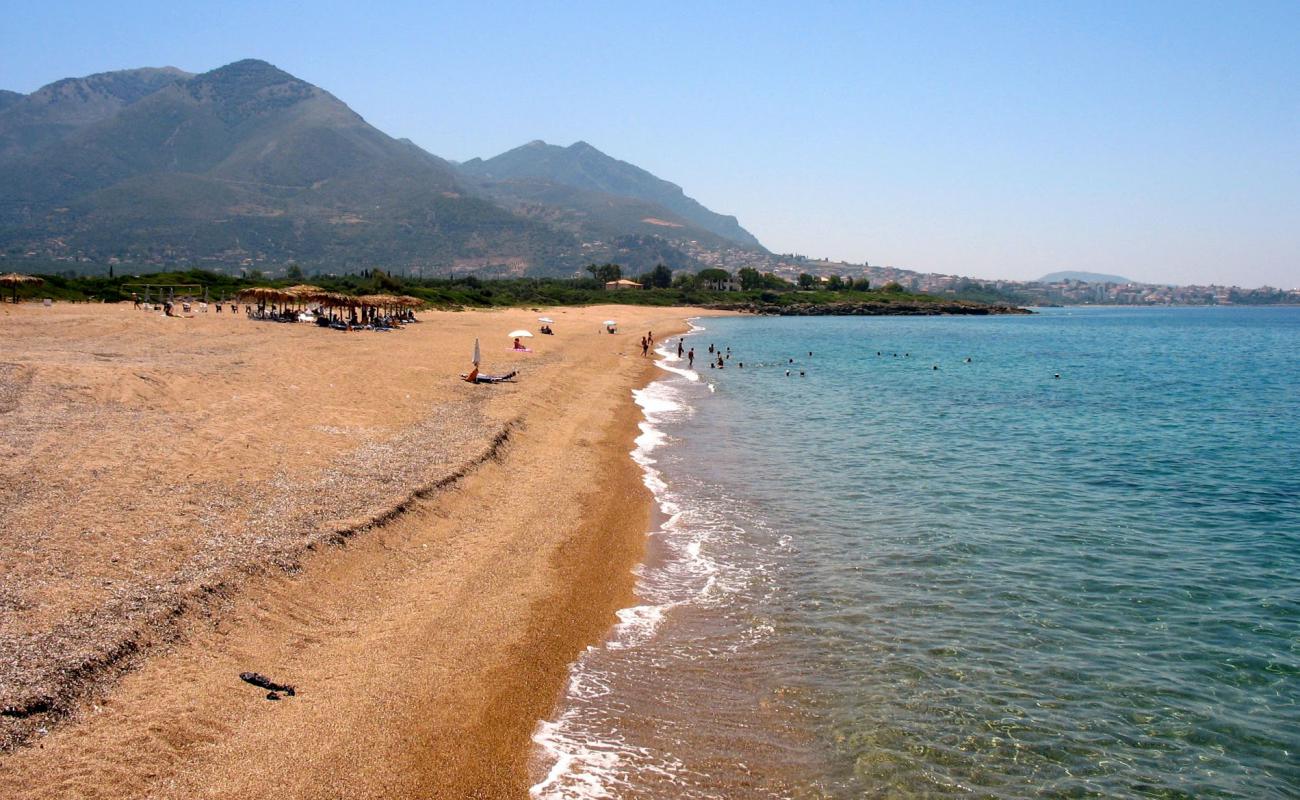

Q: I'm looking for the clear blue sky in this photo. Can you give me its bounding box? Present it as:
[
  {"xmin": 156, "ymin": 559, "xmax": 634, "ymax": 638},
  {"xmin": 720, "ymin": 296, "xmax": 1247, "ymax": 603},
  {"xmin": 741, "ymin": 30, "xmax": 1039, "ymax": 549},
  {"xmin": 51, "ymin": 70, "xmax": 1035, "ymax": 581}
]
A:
[{"xmin": 5, "ymin": 1, "xmax": 1298, "ymax": 287}]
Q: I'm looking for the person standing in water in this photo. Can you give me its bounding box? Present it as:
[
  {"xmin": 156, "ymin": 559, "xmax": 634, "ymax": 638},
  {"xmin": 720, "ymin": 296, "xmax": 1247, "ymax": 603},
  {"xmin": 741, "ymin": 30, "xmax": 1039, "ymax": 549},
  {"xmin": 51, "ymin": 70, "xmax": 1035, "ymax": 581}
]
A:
[
  {"xmin": 688, "ymin": 348, "xmax": 695, "ymax": 368},
  {"xmin": 677, "ymin": 340, "xmax": 684, "ymax": 358},
  {"xmin": 641, "ymin": 336, "xmax": 649, "ymax": 357}
]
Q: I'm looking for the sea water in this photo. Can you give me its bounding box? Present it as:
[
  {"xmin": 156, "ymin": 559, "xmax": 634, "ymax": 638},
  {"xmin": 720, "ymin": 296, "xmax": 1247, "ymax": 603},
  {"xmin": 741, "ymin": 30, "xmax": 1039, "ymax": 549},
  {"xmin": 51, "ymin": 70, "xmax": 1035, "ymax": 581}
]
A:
[{"xmin": 531, "ymin": 307, "xmax": 1299, "ymax": 798}]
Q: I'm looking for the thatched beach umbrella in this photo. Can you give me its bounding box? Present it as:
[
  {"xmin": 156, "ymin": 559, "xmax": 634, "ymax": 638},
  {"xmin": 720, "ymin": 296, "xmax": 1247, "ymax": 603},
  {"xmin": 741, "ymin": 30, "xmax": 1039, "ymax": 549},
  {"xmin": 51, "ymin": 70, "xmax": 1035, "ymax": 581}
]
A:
[
  {"xmin": 0, "ymin": 273, "xmax": 43, "ymax": 303},
  {"xmin": 283, "ymin": 284, "xmax": 328, "ymax": 308}
]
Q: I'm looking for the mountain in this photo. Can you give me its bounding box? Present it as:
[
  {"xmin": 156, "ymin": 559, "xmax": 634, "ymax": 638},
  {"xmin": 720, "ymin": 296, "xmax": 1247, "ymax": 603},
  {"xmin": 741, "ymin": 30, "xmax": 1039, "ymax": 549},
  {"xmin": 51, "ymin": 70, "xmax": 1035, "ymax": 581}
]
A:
[
  {"xmin": 0, "ymin": 67, "xmax": 191, "ymax": 160},
  {"xmin": 1039, "ymin": 271, "xmax": 1134, "ymax": 284},
  {"xmin": 0, "ymin": 60, "xmax": 768, "ymax": 276},
  {"xmin": 458, "ymin": 140, "xmax": 764, "ymax": 250},
  {"xmin": 0, "ymin": 60, "xmax": 578, "ymax": 274}
]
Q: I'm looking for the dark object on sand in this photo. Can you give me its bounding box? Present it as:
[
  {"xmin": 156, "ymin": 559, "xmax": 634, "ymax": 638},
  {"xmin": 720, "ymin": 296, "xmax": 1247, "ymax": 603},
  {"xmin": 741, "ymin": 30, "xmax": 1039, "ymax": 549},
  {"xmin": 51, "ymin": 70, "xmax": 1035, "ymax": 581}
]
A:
[
  {"xmin": 240, "ymin": 671, "xmax": 296, "ymax": 696},
  {"xmin": 266, "ymin": 692, "xmax": 281, "ymax": 701},
  {"xmin": 461, "ymin": 370, "xmax": 518, "ymax": 384}
]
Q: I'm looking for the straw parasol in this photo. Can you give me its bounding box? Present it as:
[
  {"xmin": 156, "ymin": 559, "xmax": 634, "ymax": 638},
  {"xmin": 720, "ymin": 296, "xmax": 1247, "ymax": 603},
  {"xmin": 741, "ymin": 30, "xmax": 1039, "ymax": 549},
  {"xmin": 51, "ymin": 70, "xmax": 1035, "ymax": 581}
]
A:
[
  {"xmin": 317, "ymin": 291, "xmax": 353, "ymax": 308},
  {"xmin": 282, "ymin": 284, "xmax": 328, "ymax": 306},
  {"xmin": 1, "ymin": 273, "xmax": 43, "ymax": 303},
  {"xmin": 236, "ymin": 286, "xmax": 286, "ymax": 304}
]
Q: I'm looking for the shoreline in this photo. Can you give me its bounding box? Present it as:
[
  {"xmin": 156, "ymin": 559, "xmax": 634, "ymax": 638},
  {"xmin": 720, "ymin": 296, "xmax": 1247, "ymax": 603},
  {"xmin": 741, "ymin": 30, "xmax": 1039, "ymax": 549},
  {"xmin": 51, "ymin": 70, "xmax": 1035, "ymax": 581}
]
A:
[
  {"xmin": 528, "ymin": 324, "xmax": 704, "ymax": 795},
  {"xmin": 0, "ymin": 303, "xmax": 700, "ymax": 798}
]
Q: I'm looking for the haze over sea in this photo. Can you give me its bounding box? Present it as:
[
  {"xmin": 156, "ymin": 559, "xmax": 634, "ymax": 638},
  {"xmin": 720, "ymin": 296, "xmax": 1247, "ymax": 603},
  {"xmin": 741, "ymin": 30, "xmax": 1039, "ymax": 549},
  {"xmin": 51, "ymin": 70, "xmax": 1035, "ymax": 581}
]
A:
[{"xmin": 533, "ymin": 307, "xmax": 1299, "ymax": 798}]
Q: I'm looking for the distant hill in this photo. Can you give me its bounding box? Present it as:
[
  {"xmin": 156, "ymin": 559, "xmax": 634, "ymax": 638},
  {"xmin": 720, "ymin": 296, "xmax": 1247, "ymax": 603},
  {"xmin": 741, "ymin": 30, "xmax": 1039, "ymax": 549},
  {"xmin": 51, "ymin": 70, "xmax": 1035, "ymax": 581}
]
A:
[
  {"xmin": 458, "ymin": 140, "xmax": 763, "ymax": 250},
  {"xmin": 0, "ymin": 60, "xmax": 580, "ymax": 274},
  {"xmin": 0, "ymin": 67, "xmax": 191, "ymax": 160},
  {"xmin": 0, "ymin": 61, "xmax": 769, "ymax": 276},
  {"xmin": 0, "ymin": 90, "xmax": 23, "ymax": 113},
  {"xmin": 1039, "ymin": 271, "xmax": 1135, "ymax": 284}
]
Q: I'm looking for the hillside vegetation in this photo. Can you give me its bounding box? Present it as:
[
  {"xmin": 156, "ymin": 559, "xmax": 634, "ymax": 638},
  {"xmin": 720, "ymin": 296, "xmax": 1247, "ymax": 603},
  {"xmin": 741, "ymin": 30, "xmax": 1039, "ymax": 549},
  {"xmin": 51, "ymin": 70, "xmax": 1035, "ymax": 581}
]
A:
[{"xmin": 7, "ymin": 266, "xmax": 1025, "ymax": 316}]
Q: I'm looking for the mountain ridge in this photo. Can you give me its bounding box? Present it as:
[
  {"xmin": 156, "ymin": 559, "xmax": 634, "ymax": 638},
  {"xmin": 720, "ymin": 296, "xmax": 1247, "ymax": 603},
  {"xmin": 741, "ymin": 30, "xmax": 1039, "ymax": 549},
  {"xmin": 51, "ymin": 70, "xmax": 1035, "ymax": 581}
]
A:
[
  {"xmin": 0, "ymin": 60, "xmax": 763, "ymax": 276},
  {"xmin": 0, "ymin": 67, "xmax": 192, "ymax": 160},
  {"xmin": 0, "ymin": 59, "xmax": 580, "ymax": 274},
  {"xmin": 458, "ymin": 139, "xmax": 763, "ymax": 249}
]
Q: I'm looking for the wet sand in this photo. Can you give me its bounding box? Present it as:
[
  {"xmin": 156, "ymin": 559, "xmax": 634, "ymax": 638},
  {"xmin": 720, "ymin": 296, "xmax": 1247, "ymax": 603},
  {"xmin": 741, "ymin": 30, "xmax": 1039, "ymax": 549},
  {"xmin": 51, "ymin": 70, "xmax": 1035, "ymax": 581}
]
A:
[{"xmin": 0, "ymin": 301, "xmax": 704, "ymax": 798}]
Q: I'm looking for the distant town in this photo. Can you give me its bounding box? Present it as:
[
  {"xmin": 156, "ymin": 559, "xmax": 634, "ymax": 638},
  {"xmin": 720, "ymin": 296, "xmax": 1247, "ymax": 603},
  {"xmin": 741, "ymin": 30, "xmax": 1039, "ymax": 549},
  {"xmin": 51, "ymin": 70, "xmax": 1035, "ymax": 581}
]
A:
[{"xmin": 677, "ymin": 241, "xmax": 1300, "ymax": 306}]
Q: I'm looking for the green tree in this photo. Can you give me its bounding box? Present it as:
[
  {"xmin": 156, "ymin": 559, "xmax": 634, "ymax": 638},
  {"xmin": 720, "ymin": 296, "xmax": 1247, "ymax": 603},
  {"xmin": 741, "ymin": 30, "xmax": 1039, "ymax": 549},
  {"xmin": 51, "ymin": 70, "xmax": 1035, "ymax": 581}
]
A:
[
  {"xmin": 647, "ymin": 264, "xmax": 673, "ymax": 288},
  {"xmin": 827, "ymin": 275, "xmax": 844, "ymax": 290},
  {"xmin": 798, "ymin": 272, "xmax": 816, "ymax": 289},
  {"xmin": 375, "ymin": 269, "xmax": 405, "ymax": 291},
  {"xmin": 882, "ymin": 281, "xmax": 904, "ymax": 293},
  {"xmin": 587, "ymin": 263, "xmax": 622, "ymax": 284},
  {"xmin": 737, "ymin": 267, "xmax": 763, "ymax": 290},
  {"xmin": 697, "ymin": 268, "xmax": 731, "ymax": 287},
  {"xmin": 762, "ymin": 272, "xmax": 791, "ymax": 290},
  {"xmin": 285, "ymin": 263, "xmax": 304, "ymax": 281}
]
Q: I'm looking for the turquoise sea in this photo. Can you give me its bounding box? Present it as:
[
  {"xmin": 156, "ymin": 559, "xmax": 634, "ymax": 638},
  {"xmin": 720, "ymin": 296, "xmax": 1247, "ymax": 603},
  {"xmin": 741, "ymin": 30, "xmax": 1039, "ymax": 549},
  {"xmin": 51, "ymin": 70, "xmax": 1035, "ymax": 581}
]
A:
[{"xmin": 532, "ymin": 307, "xmax": 1299, "ymax": 798}]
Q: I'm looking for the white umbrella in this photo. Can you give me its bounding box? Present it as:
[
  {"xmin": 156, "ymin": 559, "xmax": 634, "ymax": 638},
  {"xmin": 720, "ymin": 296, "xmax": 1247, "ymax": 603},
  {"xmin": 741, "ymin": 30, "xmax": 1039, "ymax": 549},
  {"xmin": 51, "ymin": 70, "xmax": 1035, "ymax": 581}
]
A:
[
  {"xmin": 602, "ymin": 320, "xmax": 617, "ymax": 326},
  {"xmin": 538, "ymin": 317, "xmax": 554, "ymax": 323},
  {"xmin": 473, "ymin": 337, "xmax": 480, "ymax": 367},
  {"xmin": 508, "ymin": 329, "xmax": 534, "ymax": 338}
]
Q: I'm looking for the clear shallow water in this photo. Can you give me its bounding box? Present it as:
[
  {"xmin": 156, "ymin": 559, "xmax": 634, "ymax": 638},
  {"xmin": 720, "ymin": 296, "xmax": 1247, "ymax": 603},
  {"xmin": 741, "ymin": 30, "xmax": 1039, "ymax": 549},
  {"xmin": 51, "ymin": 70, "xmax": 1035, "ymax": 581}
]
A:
[{"xmin": 532, "ymin": 307, "xmax": 1300, "ymax": 798}]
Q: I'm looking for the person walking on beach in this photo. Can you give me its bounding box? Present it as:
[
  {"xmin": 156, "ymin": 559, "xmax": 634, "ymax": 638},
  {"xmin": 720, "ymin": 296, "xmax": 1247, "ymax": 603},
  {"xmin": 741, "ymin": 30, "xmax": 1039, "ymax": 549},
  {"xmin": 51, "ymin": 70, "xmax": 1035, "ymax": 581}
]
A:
[
  {"xmin": 688, "ymin": 348, "xmax": 695, "ymax": 368},
  {"xmin": 677, "ymin": 340, "xmax": 684, "ymax": 358},
  {"xmin": 641, "ymin": 336, "xmax": 649, "ymax": 357}
]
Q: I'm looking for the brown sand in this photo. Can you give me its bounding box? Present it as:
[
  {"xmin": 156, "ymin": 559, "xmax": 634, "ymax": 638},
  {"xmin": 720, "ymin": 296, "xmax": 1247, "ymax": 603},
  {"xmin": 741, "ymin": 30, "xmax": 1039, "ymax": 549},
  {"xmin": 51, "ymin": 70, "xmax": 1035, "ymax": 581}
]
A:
[{"xmin": 0, "ymin": 301, "xmax": 709, "ymax": 798}]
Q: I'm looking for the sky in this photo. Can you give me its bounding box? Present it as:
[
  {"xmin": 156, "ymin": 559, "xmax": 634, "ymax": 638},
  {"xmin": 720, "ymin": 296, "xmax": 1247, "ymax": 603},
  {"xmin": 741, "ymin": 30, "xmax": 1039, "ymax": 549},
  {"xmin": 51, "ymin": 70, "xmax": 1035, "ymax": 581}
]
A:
[{"xmin": 4, "ymin": 1, "xmax": 1298, "ymax": 288}]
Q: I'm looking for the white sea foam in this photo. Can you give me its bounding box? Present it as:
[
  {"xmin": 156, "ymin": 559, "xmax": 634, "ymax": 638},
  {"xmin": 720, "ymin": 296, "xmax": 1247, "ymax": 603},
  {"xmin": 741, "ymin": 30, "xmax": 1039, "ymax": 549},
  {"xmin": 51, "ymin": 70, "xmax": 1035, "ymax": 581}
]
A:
[
  {"xmin": 530, "ymin": 328, "xmax": 720, "ymax": 798},
  {"xmin": 527, "ymin": 320, "xmax": 767, "ymax": 799}
]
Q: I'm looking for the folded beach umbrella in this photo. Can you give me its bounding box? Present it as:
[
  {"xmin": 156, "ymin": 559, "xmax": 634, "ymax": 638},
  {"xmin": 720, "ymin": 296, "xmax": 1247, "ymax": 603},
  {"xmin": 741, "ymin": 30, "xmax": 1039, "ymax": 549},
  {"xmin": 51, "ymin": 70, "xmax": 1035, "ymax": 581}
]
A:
[
  {"xmin": 508, "ymin": 329, "xmax": 534, "ymax": 338},
  {"xmin": 473, "ymin": 337, "xmax": 480, "ymax": 367}
]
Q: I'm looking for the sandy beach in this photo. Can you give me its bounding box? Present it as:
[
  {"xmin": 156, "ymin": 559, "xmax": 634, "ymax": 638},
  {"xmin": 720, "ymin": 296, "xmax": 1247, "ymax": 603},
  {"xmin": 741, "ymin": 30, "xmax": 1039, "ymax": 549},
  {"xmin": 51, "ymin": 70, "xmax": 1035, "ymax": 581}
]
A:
[{"xmin": 0, "ymin": 300, "xmax": 703, "ymax": 798}]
